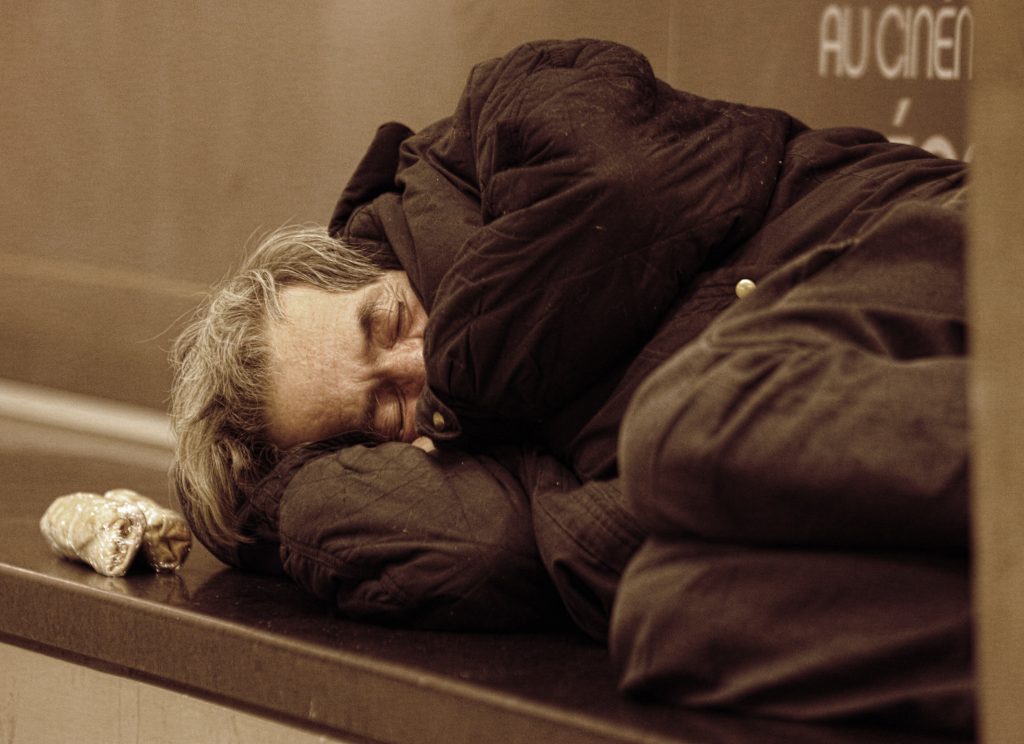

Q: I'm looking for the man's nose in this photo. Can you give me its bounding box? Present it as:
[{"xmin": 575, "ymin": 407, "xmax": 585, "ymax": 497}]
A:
[
  {"xmin": 386, "ymin": 337, "xmax": 427, "ymax": 388},
  {"xmin": 387, "ymin": 340, "xmax": 426, "ymax": 443}
]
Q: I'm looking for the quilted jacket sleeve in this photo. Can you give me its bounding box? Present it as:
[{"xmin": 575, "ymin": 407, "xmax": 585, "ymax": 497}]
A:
[
  {"xmin": 610, "ymin": 536, "xmax": 974, "ymax": 736},
  {"xmin": 619, "ymin": 198, "xmax": 970, "ymax": 551},
  {"xmin": 413, "ymin": 39, "xmax": 793, "ymax": 446},
  {"xmin": 271, "ymin": 442, "xmax": 567, "ymax": 631}
]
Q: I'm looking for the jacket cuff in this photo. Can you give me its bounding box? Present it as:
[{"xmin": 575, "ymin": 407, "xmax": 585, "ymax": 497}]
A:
[{"xmin": 415, "ymin": 386, "xmax": 463, "ymax": 444}]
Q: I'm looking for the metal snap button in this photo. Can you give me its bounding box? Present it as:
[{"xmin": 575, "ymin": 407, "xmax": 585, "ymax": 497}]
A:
[{"xmin": 735, "ymin": 278, "xmax": 757, "ymax": 298}]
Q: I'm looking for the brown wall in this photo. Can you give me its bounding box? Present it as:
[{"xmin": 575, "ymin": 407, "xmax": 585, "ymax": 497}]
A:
[
  {"xmin": 0, "ymin": 1, "xmax": 970, "ymax": 411},
  {"xmin": 0, "ymin": 1, "xmax": 670, "ymax": 409},
  {"xmin": 968, "ymin": 0, "xmax": 1024, "ymax": 739}
]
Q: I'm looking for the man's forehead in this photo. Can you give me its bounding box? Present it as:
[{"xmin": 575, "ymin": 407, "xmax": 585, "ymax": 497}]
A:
[
  {"xmin": 273, "ymin": 283, "xmax": 384, "ymax": 349},
  {"xmin": 264, "ymin": 283, "xmax": 378, "ymax": 447}
]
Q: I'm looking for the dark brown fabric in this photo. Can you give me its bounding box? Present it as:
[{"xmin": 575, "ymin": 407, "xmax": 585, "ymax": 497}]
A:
[
  {"xmin": 620, "ymin": 199, "xmax": 969, "ymax": 550},
  {"xmin": 277, "ymin": 443, "xmax": 567, "ymax": 630},
  {"xmin": 612, "ymin": 197, "xmax": 972, "ymax": 736},
  {"xmin": 611, "ymin": 538, "xmax": 973, "ymax": 736}
]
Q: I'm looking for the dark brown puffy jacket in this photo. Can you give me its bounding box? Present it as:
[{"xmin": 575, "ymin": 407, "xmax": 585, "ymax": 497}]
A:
[{"xmin": 206, "ymin": 39, "xmax": 972, "ymax": 736}]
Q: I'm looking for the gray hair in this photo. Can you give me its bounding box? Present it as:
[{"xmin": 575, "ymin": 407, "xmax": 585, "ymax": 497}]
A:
[{"xmin": 169, "ymin": 225, "xmax": 385, "ymax": 562}]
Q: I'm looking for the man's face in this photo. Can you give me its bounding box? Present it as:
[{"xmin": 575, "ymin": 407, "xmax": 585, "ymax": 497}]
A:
[{"xmin": 264, "ymin": 271, "xmax": 428, "ymax": 449}]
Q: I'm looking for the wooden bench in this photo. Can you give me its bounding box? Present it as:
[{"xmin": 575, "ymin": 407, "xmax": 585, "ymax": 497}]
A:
[{"xmin": 0, "ymin": 415, "xmax": 963, "ymax": 744}]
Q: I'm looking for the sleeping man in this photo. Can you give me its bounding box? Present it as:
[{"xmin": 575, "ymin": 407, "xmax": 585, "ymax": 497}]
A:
[{"xmin": 170, "ymin": 39, "xmax": 972, "ymax": 735}]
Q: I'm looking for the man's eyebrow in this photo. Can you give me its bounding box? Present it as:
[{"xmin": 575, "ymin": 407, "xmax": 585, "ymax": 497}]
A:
[
  {"xmin": 356, "ymin": 292, "xmax": 380, "ymax": 360},
  {"xmin": 356, "ymin": 291, "xmax": 384, "ymax": 435}
]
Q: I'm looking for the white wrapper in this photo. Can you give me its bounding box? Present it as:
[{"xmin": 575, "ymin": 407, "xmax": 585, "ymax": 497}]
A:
[
  {"xmin": 40, "ymin": 489, "xmax": 193, "ymax": 576},
  {"xmin": 40, "ymin": 492, "xmax": 146, "ymax": 577},
  {"xmin": 103, "ymin": 488, "xmax": 192, "ymax": 572}
]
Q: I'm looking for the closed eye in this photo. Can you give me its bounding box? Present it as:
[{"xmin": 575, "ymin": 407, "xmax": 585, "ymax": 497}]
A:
[
  {"xmin": 372, "ymin": 294, "xmax": 405, "ymax": 349},
  {"xmin": 358, "ymin": 296, "xmax": 392, "ymax": 354},
  {"xmin": 369, "ymin": 386, "xmax": 404, "ymax": 440},
  {"xmin": 392, "ymin": 300, "xmax": 407, "ymax": 345},
  {"xmin": 393, "ymin": 389, "xmax": 406, "ymax": 438}
]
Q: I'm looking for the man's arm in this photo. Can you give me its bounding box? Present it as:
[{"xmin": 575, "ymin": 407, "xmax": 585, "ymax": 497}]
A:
[
  {"xmin": 400, "ymin": 39, "xmax": 794, "ymax": 447},
  {"xmin": 620, "ymin": 198, "xmax": 970, "ymax": 551},
  {"xmin": 264, "ymin": 442, "xmax": 567, "ymax": 630}
]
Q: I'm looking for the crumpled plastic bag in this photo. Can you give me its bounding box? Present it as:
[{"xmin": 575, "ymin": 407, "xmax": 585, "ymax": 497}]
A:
[{"xmin": 40, "ymin": 489, "xmax": 192, "ymax": 577}]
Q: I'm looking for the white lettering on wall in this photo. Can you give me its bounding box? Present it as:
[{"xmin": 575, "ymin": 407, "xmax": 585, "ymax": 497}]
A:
[
  {"xmin": 885, "ymin": 97, "xmax": 972, "ymax": 160},
  {"xmin": 819, "ymin": 3, "xmax": 973, "ymax": 80}
]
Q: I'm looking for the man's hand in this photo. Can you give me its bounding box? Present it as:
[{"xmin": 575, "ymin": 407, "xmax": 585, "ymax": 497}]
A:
[{"xmin": 412, "ymin": 436, "xmax": 436, "ymax": 453}]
